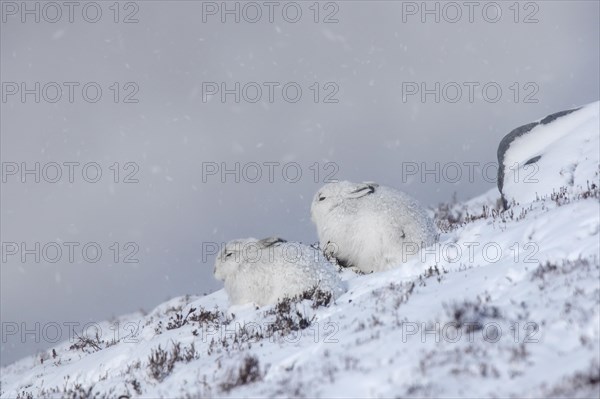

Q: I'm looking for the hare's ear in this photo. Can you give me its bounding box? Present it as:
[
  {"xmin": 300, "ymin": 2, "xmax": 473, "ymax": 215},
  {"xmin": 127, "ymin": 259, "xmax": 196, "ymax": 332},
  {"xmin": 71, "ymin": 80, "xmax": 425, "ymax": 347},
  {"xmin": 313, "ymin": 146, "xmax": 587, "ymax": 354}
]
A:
[
  {"xmin": 346, "ymin": 182, "xmax": 378, "ymax": 199},
  {"xmin": 257, "ymin": 237, "xmax": 287, "ymax": 248}
]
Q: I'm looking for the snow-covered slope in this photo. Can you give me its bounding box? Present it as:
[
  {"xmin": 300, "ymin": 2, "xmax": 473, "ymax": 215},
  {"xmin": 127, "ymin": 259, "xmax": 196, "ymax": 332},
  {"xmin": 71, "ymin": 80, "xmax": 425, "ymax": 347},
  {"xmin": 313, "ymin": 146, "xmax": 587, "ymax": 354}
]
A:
[
  {"xmin": 2, "ymin": 108, "xmax": 599, "ymax": 398},
  {"xmin": 2, "ymin": 188, "xmax": 598, "ymax": 399}
]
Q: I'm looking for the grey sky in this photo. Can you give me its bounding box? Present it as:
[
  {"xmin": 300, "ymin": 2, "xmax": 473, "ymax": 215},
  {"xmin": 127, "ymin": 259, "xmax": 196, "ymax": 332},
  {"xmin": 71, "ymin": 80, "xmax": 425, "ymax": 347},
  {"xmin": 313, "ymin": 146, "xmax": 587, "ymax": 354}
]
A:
[{"xmin": 1, "ymin": 0, "xmax": 599, "ymax": 366}]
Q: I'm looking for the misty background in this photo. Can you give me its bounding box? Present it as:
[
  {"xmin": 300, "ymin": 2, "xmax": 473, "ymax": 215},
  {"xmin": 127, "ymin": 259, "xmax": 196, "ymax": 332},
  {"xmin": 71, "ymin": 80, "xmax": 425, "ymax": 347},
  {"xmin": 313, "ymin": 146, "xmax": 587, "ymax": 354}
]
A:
[{"xmin": 1, "ymin": 0, "xmax": 599, "ymax": 366}]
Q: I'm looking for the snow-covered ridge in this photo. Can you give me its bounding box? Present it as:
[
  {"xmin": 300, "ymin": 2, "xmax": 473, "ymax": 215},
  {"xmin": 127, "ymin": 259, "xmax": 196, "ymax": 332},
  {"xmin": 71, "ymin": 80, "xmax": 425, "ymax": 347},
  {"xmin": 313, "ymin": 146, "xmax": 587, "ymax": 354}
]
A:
[
  {"xmin": 498, "ymin": 100, "xmax": 599, "ymax": 209},
  {"xmin": 1, "ymin": 102, "xmax": 599, "ymax": 398}
]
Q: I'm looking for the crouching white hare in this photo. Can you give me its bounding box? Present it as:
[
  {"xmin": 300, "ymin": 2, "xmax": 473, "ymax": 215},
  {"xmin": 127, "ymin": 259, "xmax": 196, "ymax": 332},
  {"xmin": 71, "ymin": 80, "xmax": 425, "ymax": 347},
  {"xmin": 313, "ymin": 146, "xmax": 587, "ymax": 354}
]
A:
[
  {"xmin": 214, "ymin": 237, "xmax": 346, "ymax": 306},
  {"xmin": 311, "ymin": 181, "xmax": 437, "ymax": 273}
]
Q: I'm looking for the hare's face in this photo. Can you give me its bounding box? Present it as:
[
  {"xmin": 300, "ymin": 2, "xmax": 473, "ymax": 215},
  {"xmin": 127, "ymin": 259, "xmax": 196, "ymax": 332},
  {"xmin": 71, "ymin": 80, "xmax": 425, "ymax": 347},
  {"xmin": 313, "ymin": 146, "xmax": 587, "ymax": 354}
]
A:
[
  {"xmin": 311, "ymin": 181, "xmax": 378, "ymax": 224},
  {"xmin": 214, "ymin": 238, "xmax": 275, "ymax": 280},
  {"xmin": 213, "ymin": 247, "xmax": 237, "ymax": 281},
  {"xmin": 214, "ymin": 239, "xmax": 251, "ymax": 280},
  {"xmin": 311, "ymin": 182, "xmax": 345, "ymax": 224}
]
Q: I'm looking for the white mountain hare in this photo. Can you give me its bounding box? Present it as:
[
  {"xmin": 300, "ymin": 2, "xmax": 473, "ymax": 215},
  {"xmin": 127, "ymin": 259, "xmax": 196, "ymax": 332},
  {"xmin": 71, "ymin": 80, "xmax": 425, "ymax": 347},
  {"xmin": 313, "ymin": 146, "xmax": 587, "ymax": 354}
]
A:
[
  {"xmin": 311, "ymin": 181, "xmax": 436, "ymax": 273},
  {"xmin": 214, "ymin": 237, "xmax": 346, "ymax": 306}
]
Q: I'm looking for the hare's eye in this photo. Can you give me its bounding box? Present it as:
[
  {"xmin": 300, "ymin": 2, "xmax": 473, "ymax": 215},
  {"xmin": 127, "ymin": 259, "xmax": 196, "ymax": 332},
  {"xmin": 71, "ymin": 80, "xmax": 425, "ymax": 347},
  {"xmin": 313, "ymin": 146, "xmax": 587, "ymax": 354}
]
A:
[
  {"xmin": 319, "ymin": 196, "xmax": 326, "ymax": 201},
  {"xmin": 225, "ymin": 252, "xmax": 233, "ymax": 259}
]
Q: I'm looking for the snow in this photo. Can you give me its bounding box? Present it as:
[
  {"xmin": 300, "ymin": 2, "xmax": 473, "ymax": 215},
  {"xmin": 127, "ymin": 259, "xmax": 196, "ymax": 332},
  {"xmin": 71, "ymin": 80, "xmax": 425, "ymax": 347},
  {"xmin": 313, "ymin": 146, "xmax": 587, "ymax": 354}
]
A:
[{"xmin": 1, "ymin": 114, "xmax": 599, "ymax": 398}]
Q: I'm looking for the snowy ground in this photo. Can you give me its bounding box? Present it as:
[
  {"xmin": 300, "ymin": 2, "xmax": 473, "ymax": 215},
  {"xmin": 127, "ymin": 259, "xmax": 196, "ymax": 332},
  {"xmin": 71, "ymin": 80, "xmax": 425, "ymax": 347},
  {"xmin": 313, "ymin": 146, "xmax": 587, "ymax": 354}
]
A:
[{"xmin": 1, "ymin": 181, "xmax": 598, "ymax": 398}]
